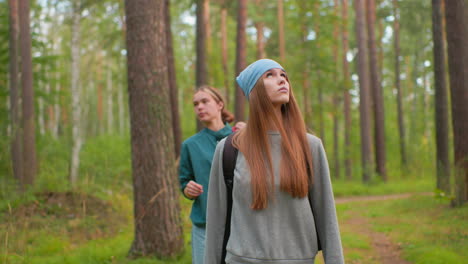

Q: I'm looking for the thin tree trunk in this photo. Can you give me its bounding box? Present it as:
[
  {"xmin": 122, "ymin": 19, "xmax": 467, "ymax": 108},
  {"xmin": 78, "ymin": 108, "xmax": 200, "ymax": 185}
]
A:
[
  {"xmin": 196, "ymin": 0, "xmax": 208, "ymax": 130},
  {"xmin": 313, "ymin": 13, "xmax": 325, "ymax": 145},
  {"xmin": 393, "ymin": 0, "xmax": 407, "ymax": 168},
  {"xmin": 52, "ymin": 62, "xmax": 61, "ymax": 138},
  {"xmin": 341, "ymin": 0, "xmax": 352, "ymax": 180},
  {"xmin": 354, "ymin": 0, "xmax": 373, "ymax": 183},
  {"xmin": 8, "ymin": 0, "xmax": 23, "ymax": 184},
  {"xmin": 333, "ymin": 0, "xmax": 340, "ymax": 179},
  {"xmin": 445, "ymin": 0, "xmax": 468, "ymax": 206},
  {"xmin": 255, "ymin": 21, "xmax": 265, "ymax": 59},
  {"xmin": 69, "ymin": 1, "xmax": 83, "ymax": 186},
  {"xmin": 107, "ymin": 68, "xmax": 114, "ymax": 133},
  {"xmin": 97, "ymin": 62, "xmax": 104, "ymax": 134},
  {"xmin": 19, "ymin": 0, "xmax": 37, "ymax": 186},
  {"xmin": 277, "ymin": 0, "xmax": 285, "ymax": 61},
  {"xmin": 220, "ymin": 4, "xmax": 230, "ymax": 104},
  {"xmin": 124, "ymin": 0, "xmax": 184, "ymax": 256},
  {"xmin": 118, "ymin": 80, "xmax": 125, "ymax": 135},
  {"xmin": 235, "ymin": 0, "xmax": 247, "ymax": 121},
  {"xmin": 366, "ymin": 0, "xmax": 387, "ymax": 180},
  {"xmin": 165, "ymin": 0, "xmax": 182, "ymax": 157}
]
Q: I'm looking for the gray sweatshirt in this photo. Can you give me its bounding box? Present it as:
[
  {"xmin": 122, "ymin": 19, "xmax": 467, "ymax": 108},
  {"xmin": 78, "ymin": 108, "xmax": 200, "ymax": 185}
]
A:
[{"xmin": 204, "ymin": 132, "xmax": 344, "ymax": 264}]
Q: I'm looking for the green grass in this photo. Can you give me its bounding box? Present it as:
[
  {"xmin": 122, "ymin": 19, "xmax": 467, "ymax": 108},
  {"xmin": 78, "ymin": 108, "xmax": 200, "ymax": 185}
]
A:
[
  {"xmin": 0, "ymin": 135, "xmax": 465, "ymax": 263},
  {"xmin": 336, "ymin": 196, "xmax": 468, "ymax": 264}
]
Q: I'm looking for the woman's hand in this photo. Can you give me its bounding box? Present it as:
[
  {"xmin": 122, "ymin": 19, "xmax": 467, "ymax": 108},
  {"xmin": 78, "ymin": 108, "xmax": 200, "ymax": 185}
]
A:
[
  {"xmin": 184, "ymin": 180, "xmax": 203, "ymax": 199},
  {"xmin": 232, "ymin": 121, "xmax": 246, "ymax": 132}
]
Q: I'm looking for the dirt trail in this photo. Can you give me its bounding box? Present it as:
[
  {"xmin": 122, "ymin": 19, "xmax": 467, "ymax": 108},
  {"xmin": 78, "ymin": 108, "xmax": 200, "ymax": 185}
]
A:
[
  {"xmin": 336, "ymin": 192, "xmax": 432, "ymax": 204},
  {"xmin": 337, "ymin": 192, "xmax": 431, "ymax": 264}
]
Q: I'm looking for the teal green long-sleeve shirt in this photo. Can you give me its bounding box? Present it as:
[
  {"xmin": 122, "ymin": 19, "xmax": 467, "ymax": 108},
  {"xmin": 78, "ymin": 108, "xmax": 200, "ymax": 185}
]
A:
[{"xmin": 179, "ymin": 124, "xmax": 232, "ymax": 227}]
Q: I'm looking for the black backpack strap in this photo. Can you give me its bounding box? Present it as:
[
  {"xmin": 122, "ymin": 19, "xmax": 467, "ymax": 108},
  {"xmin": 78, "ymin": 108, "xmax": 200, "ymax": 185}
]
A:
[{"xmin": 221, "ymin": 133, "xmax": 238, "ymax": 264}]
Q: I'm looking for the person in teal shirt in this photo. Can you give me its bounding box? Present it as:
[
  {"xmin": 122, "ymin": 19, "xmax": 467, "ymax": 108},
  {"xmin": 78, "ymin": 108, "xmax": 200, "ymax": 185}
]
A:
[{"xmin": 179, "ymin": 86, "xmax": 244, "ymax": 264}]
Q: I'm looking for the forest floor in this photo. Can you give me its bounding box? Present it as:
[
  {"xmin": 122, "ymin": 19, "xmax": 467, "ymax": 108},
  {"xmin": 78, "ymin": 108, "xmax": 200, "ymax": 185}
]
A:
[
  {"xmin": 333, "ymin": 193, "xmax": 431, "ymax": 264},
  {"xmin": 2, "ymin": 191, "xmax": 464, "ymax": 264}
]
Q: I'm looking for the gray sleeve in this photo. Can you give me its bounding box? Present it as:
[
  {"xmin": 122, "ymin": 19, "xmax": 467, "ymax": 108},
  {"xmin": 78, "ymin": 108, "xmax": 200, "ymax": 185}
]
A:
[
  {"xmin": 309, "ymin": 136, "xmax": 344, "ymax": 264},
  {"xmin": 204, "ymin": 139, "xmax": 227, "ymax": 264}
]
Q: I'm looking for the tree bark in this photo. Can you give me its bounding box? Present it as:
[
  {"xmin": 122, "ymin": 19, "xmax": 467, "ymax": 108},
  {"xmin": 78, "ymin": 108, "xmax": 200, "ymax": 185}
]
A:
[
  {"xmin": 333, "ymin": 0, "xmax": 340, "ymax": 179},
  {"xmin": 341, "ymin": 0, "xmax": 352, "ymax": 180},
  {"xmin": 69, "ymin": 1, "xmax": 83, "ymax": 186},
  {"xmin": 277, "ymin": 0, "xmax": 285, "ymax": 61},
  {"xmin": 8, "ymin": 0, "xmax": 23, "ymax": 185},
  {"xmin": 165, "ymin": 0, "xmax": 182, "ymax": 157},
  {"xmin": 196, "ymin": 0, "xmax": 208, "ymax": 130},
  {"xmin": 107, "ymin": 69, "xmax": 114, "ymax": 133},
  {"xmin": 220, "ymin": 3, "xmax": 230, "ymax": 104},
  {"xmin": 255, "ymin": 0, "xmax": 265, "ymax": 59},
  {"xmin": 235, "ymin": 0, "xmax": 247, "ymax": 121},
  {"xmin": 124, "ymin": 0, "xmax": 184, "ymax": 256},
  {"xmin": 393, "ymin": 0, "xmax": 407, "ymax": 168},
  {"xmin": 445, "ymin": 0, "xmax": 468, "ymax": 206},
  {"xmin": 431, "ymin": 0, "xmax": 450, "ymax": 194},
  {"xmin": 366, "ymin": 0, "xmax": 387, "ymax": 180},
  {"xmin": 354, "ymin": 0, "xmax": 373, "ymax": 183},
  {"xmin": 19, "ymin": 0, "xmax": 37, "ymax": 186}
]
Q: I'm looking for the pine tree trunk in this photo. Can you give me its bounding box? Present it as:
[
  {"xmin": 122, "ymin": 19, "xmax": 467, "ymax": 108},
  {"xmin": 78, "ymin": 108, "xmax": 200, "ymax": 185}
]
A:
[
  {"xmin": 165, "ymin": 0, "xmax": 182, "ymax": 157},
  {"xmin": 8, "ymin": 0, "xmax": 23, "ymax": 185},
  {"xmin": 107, "ymin": 69, "xmax": 114, "ymax": 133},
  {"xmin": 118, "ymin": 81, "xmax": 125, "ymax": 135},
  {"xmin": 393, "ymin": 0, "xmax": 407, "ymax": 168},
  {"xmin": 445, "ymin": 0, "xmax": 468, "ymax": 206},
  {"xmin": 277, "ymin": 0, "xmax": 285, "ymax": 61},
  {"xmin": 255, "ymin": 21, "xmax": 265, "ymax": 59},
  {"xmin": 196, "ymin": 0, "xmax": 208, "ymax": 130},
  {"xmin": 69, "ymin": 1, "xmax": 83, "ymax": 186},
  {"xmin": 235, "ymin": 0, "xmax": 247, "ymax": 121},
  {"xmin": 124, "ymin": 0, "xmax": 184, "ymax": 256},
  {"xmin": 431, "ymin": 0, "xmax": 450, "ymax": 194},
  {"xmin": 333, "ymin": 0, "xmax": 340, "ymax": 179},
  {"xmin": 341, "ymin": 0, "xmax": 352, "ymax": 180},
  {"xmin": 366, "ymin": 0, "xmax": 387, "ymax": 180},
  {"xmin": 19, "ymin": 0, "xmax": 37, "ymax": 187},
  {"xmin": 354, "ymin": 0, "xmax": 373, "ymax": 183},
  {"xmin": 52, "ymin": 63, "xmax": 60, "ymax": 138},
  {"xmin": 220, "ymin": 4, "xmax": 230, "ymax": 104}
]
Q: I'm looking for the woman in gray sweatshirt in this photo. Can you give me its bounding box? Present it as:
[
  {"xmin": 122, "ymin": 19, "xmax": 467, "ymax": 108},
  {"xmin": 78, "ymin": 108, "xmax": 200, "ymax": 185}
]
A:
[{"xmin": 204, "ymin": 59, "xmax": 344, "ymax": 264}]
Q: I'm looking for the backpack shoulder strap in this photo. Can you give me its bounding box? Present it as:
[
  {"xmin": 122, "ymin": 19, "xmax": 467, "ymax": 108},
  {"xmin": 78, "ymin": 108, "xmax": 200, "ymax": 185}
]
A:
[{"xmin": 221, "ymin": 133, "xmax": 237, "ymax": 264}]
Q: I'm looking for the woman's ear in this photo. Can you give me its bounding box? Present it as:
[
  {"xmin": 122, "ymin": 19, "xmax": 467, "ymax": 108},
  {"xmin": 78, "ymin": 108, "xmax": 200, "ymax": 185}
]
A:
[{"xmin": 218, "ymin": 101, "xmax": 224, "ymax": 110}]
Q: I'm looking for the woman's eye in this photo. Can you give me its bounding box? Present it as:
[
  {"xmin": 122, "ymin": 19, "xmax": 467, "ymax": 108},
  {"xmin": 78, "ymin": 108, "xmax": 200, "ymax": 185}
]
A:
[{"xmin": 266, "ymin": 73, "xmax": 272, "ymax": 77}]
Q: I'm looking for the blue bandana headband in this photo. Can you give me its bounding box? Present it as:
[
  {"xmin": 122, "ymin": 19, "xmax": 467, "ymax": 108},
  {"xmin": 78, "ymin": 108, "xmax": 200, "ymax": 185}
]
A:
[{"xmin": 236, "ymin": 59, "xmax": 285, "ymax": 100}]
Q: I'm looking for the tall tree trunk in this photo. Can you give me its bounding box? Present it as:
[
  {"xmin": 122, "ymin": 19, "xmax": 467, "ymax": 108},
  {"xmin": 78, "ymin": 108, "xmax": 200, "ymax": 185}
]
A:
[
  {"xmin": 393, "ymin": 0, "xmax": 407, "ymax": 168},
  {"xmin": 333, "ymin": 0, "xmax": 340, "ymax": 179},
  {"xmin": 354, "ymin": 0, "xmax": 373, "ymax": 183},
  {"xmin": 165, "ymin": 0, "xmax": 181, "ymax": 157},
  {"xmin": 124, "ymin": 0, "xmax": 184, "ymax": 256},
  {"xmin": 196, "ymin": 0, "xmax": 208, "ymax": 130},
  {"xmin": 69, "ymin": 1, "xmax": 83, "ymax": 186},
  {"xmin": 313, "ymin": 11, "xmax": 325, "ymax": 145},
  {"xmin": 277, "ymin": 0, "xmax": 285, "ymax": 61},
  {"xmin": 432, "ymin": 0, "xmax": 450, "ymax": 194},
  {"xmin": 118, "ymin": 80, "xmax": 125, "ymax": 135},
  {"xmin": 107, "ymin": 68, "xmax": 114, "ymax": 133},
  {"xmin": 445, "ymin": 0, "xmax": 468, "ymax": 206},
  {"xmin": 8, "ymin": 0, "xmax": 23, "ymax": 184},
  {"xmin": 366, "ymin": 0, "xmax": 387, "ymax": 180},
  {"xmin": 52, "ymin": 62, "xmax": 61, "ymax": 138},
  {"xmin": 341, "ymin": 0, "xmax": 352, "ymax": 180},
  {"xmin": 220, "ymin": 3, "xmax": 230, "ymax": 104},
  {"xmin": 255, "ymin": 0, "xmax": 265, "ymax": 59},
  {"xmin": 97, "ymin": 62, "xmax": 104, "ymax": 134},
  {"xmin": 19, "ymin": 0, "xmax": 37, "ymax": 186},
  {"xmin": 235, "ymin": 0, "xmax": 247, "ymax": 121}
]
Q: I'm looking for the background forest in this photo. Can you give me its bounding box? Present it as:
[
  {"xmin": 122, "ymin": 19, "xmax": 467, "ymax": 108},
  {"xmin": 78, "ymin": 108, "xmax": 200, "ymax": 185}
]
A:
[{"xmin": 0, "ymin": 0, "xmax": 467, "ymax": 263}]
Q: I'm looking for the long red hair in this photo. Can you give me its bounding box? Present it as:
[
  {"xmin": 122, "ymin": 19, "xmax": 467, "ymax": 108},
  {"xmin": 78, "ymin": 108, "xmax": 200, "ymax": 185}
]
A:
[{"xmin": 233, "ymin": 76, "xmax": 313, "ymax": 210}]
